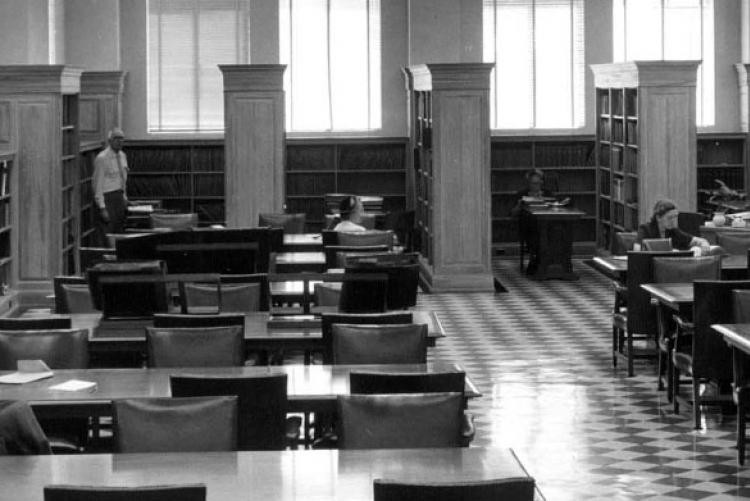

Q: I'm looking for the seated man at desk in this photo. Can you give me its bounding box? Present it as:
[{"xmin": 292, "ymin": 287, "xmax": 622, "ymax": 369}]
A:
[
  {"xmin": 511, "ymin": 169, "xmax": 554, "ymax": 274},
  {"xmin": 635, "ymin": 199, "xmax": 710, "ymax": 252},
  {"xmin": 330, "ymin": 196, "xmax": 366, "ymax": 232}
]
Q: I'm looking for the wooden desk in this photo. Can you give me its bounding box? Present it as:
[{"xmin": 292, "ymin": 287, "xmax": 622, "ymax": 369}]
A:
[
  {"xmin": 274, "ymin": 252, "xmax": 326, "ymax": 273},
  {"xmin": 590, "ymin": 254, "xmax": 748, "ymax": 282},
  {"xmin": 74, "ymin": 310, "xmax": 445, "ymax": 360},
  {"xmin": 521, "ymin": 206, "xmax": 584, "ymax": 280},
  {"xmin": 640, "ymin": 283, "xmax": 693, "ymax": 312},
  {"xmin": 0, "ymin": 447, "xmax": 538, "ymax": 501},
  {"xmin": 282, "ymin": 233, "xmax": 323, "ymax": 252},
  {"xmin": 0, "ymin": 363, "xmax": 478, "ymax": 417},
  {"xmin": 700, "ymin": 224, "xmax": 750, "ymax": 245}
]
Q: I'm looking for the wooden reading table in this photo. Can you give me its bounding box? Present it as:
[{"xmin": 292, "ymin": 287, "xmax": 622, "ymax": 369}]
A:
[
  {"xmin": 521, "ymin": 205, "xmax": 584, "ymax": 280},
  {"xmin": 0, "ymin": 447, "xmax": 538, "ymax": 501}
]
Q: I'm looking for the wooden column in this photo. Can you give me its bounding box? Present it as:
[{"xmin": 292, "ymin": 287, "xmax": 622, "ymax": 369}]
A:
[
  {"xmin": 406, "ymin": 63, "xmax": 494, "ymax": 292},
  {"xmin": 737, "ymin": 64, "xmax": 750, "ymax": 133},
  {"xmin": 592, "ymin": 61, "xmax": 699, "ymax": 224},
  {"xmin": 79, "ymin": 71, "xmax": 126, "ymax": 143},
  {"xmin": 220, "ymin": 65, "xmax": 286, "ymax": 228},
  {"xmin": 0, "ymin": 65, "xmax": 82, "ymax": 291}
]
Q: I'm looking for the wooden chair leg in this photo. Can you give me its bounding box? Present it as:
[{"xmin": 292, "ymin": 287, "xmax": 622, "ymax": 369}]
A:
[
  {"xmin": 657, "ymin": 349, "xmax": 665, "ymax": 391},
  {"xmin": 627, "ymin": 329, "xmax": 634, "ymax": 377},
  {"xmin": 666, "ymin": 350, "xmax": 674, "ymax": 403},
  {"xmin": 692, "ymin": 376, "xmax": 701, "ymax": 430},
  {"xmin": 738, "ymin": 399, "xmax": 746, "ymax": 466},
  {"xmin": 612, "ymin": 325, "xmax": 618, "ymax": 368},
  {"xmin": 672, "ymin": 363, "xmax": 680, "ymax": 414}
]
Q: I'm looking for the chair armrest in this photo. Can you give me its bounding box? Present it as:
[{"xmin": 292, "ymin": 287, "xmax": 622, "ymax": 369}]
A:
[
  {"xmin": 460, "ymin": 412, "xmax": 475, "ymax": 447},
  {"xmin": 672, "ymin": 314, "xmax": 694, "ymax": 335}
]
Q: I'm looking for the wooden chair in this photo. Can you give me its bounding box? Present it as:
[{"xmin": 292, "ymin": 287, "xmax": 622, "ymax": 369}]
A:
[
  {"xmin": 652, "ymin": 255, "xmax": 722, "ymax": 396},
  {"xmin": 86, "ymin": 260, "xmax": 167, "ymax": 313},
  {"xmin": 170, "ymin": 373, "xmax": 295, "ymax": 450},
  {"xmin": 346, "ymin": 262, "xmax": 420, "ymax": 310},
  {"xmin": 44, "ymin": 484, "xmax": 206, "ymax": 501},
  {"xmin": 0, "ymin": 329, "xmax": 88, "ymax": 370},
  {"xmin": 717, "ymin": 232, "xmax": 750, "ymax": 255},
  {"xmin": 382, "ymin": 210, "xmax": 415, "ymax": 251},
  {"xmin": 179, "ymin": 282, "xmax": 260, "ymax": 314},
  {"xmin": 113, "ymin": 396, "xmax": 237, "ymax": 453},
  {"xmin": 337, "ymin": 393, "xmax": 471, "ymax": 449},
  {"xmin": 258, "ymin": 212, "xmax": 306, "ymax": 234},
  {"xmin": 320, "ymin": 312, "xmax": 412, "ymax": 364},
  {"xmin": 0, "ymin": 317, "xmax": 71, "ymax": 331},
  {"xmin": 149, "ymin": 212, "xmax": 198, "ymax": 230},
  {"xmin": 612, "ymin": 251, "xmax": 691, "ymax": 376},
  {"xmin": 53, "ymin": 276, "xmax": 96, "ymax": 314},
  {"xmin": 338, "ymin": 269, "xmax": 389, "ymax": 313},
  {"xmin": 332, "ymin": 324, "xmax": 427, "ymax": 365},
  {"xmin": 146, "ymin": 326, "xmax": 244, "ymax": 367},
  {"xmin": 613, "ymin": 231, "xmax": 638, "ymax": 255},
  {"xmin": 0, "ymin": 400, "xmax": 51, "ymax": 455},
  {"xmin": 373, "ymin": 478, "xmax": 536, "ymax": 501},
  {"xmin": 325, "ymin": 244, "xmax": 391, "ymax": 269},
  {"xmin": 642, "ymin": 238, "xmax": 672, "ymax": 251},
  {"xmin": 337, "ymin": 230, "xmax": 394, "ymax": 247},
  {"xmin": 672, "ymin": 280, "xmax": 750, "ymax": 429}
]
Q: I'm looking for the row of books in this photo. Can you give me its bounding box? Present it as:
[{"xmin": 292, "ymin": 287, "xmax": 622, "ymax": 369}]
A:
[{"xmin": 697, "ymin": 140, "xmax": 745, "ymax": 165}]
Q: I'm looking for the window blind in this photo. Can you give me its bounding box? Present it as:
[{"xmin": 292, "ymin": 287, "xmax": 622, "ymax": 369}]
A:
[
  {"xmin": 148, "ymin": 0, "xmax": 250, "ymax": 133},
  {"xmin": 483, "ymin": 0, "xmax": 585, "ymax": 130},
  {"xmin": 280, "ymin": 0, "xmax": 381, "ymax": 132}
]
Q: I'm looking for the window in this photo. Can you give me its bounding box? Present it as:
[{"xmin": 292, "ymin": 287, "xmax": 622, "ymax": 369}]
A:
[
  {"xmin": 613, "ymin": 0, "xmax": 714, "ymax": 127},
  {"xmin": 280, "ymin": 0, "xmax": 381, "ymax": 132},
  {"xmin": 482, "ymin": 0, "xmax": 585, "ymax": 130},
  {"xmin": 148, "ymin": 0, "xmax": 251, "ymax": 133}
]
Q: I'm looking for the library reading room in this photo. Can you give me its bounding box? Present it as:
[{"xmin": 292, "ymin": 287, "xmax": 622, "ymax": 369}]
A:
[{"xmin": 3, "ymin": 0, "xmax": 750, "ymax": 500}]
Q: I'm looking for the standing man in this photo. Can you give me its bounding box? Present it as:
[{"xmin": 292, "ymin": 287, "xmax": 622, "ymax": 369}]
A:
[{"xmin": 93, "ymin": 128, "xmax": 129, "ymax": 242}]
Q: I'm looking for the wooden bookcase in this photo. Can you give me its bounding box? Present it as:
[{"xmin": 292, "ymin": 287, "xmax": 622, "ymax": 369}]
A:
[
  {"xmin": 490, "ymin": 137, "xmax": 596, "ymax": 253},
  {"xmin": 285, "ymin": 138, "xmax": 408, "ymax": 231},
  {"xmin": 125, "ymin": 141, "xmax": 226, "ymax": 225},
  {"xmin": 78, "ymin": 143, "xmax": 102, "ymax": 248},
  {"xmin": 0, "ymin": 153, "xmax": 12, "ymax": 288},
  {"xmin": 411, "ymin": 91, "xmax": 433, "ymax": 264},
  {"xmin": 592, "ymin": 61, "xmax": 699, "ymax": 252},
  {"xmin": 696, "ymin": 133, "xmax": 747, "ymax": 213},
  {"xmin": 61, "ymin": 94, "xmax": 80, "ymax": 275}
]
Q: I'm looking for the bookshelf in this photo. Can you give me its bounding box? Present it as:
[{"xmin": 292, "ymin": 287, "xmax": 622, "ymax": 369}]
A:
[
  {"xmin": 490, "ymin": 137, "xmax": 596, "ymax": 253},
  {"xmin": 61, "ymin": 94, "xmax": 80, "ymax": 275},
  {"xmin": 696, "ymin": 134, "xmax": 747, "ymax": 213},
  {"xmin": 125, "ymin": 141, "xmax": 225, "ymax": 225},
  {"xmin": 285, "ymin": 138, "xmax": 408, "ymax": 231},
  {"xmin": 592, "ymin": 61, "xmax": 699, "ymax": 252},
  {"xmin": 78, "ymin": 143, "xmax": 102, "ymax": 248},
  {"xmin": 0, "ymin": 153, "xmax": 12, "ymax": 288}
]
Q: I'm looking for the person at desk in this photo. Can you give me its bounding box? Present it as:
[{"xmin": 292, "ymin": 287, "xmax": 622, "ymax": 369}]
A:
[
  {"xmin": 93, "ymin": 128, "xmax": 129, "ymax": 238},
  {"xmin": 331, "ymin": 196, "xmax": 366, "ymax": 232},
  {"xmin": 511, "ymin": 169, "xmax": 554, "ymax": 274},
  {"xmin": 635, "ymin": 199, "xmax": 710, "ymax": 252}
]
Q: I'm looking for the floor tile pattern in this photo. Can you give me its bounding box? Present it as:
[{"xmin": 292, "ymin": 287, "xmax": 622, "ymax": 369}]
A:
[{"xmin": 419, "ymin": 259, "xmax": 750, "ymax": 501}]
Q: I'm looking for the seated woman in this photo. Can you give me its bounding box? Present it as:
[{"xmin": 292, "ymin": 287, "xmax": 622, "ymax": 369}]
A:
[
  {"xmin": 636, "ymin": 199, "xmax": 710, "ymax": 251},
  {"xmin": 332, "ymin": 196, "xmax": 366, "ymax": 232},
  {"xmin": 510, "ymin": 169, "xmax": 553, "ymax": 217}
]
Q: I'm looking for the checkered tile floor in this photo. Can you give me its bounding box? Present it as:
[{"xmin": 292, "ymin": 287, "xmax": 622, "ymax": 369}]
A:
[{"xmin": 418, "ymin": 258, "xmax": 750, "ymax": 501}]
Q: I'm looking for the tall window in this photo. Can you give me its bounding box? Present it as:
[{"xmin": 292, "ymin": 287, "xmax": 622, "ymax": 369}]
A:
[
  {"xmin": 613, "ymin": 0, "xmax": 714, "ymax": 127},
  {"xmin": 280, "ymin": 0, "xmax": 381, "ymax": 132},
  {"xmin": 483, "ymin": 0, "xmax": 585, "ymax": 130},
  {"xmin": 148, "ymin": 0, "xmax": 251, "ymax": 133}
]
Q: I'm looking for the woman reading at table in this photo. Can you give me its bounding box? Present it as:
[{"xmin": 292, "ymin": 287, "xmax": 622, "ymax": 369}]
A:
[{"xmin": 635, "ymin": 199, "xmax": 710, "ymax": 252}]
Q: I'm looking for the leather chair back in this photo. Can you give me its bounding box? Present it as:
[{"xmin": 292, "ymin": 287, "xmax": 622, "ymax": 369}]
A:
[
  {"xmin": 337, "ymin": 392, "xmax": 463, "ymax": 449},
  {"xmin": 149, "ymin": 212, "xmax": 198, "ymax": 230},
  {"xmin": 0, "ymin": 317, "xmax": 71, "ymax": 330},
  {"xmin": 314, "ymin": 282, "xmax": 341, "ymax": 307},
  {"xmin": 180, "ymin": 282, "xmax": 261, "ymax": 314},
  {"xmin": 0, "ymin": 329, "xmax": 88, "ymax": 370},
  {"xmin": 113, "ymin": 396, "xmax": 237, "ymax": 453},
  {"xmin": 346, "ymin": 262, "xmax": 420, "ymax": 309},
  {"xmin": 86, "ymin": 260, "xmax": 167, "ymax": 313},
  {"xmin": 338, "ymin": 272, "xmax": 388, "ymax": 314},
  {"xmin": 613, "ymin": 232, "xmax": 637, "ymax": 255},
  {"xmin": 350, "ymin": 371, "xmax": 465, "ymax": 395},
  {"xmin": 146, "ymin": 326, "xmax": 244, "ymax": 367},
  {"xmin": 337, "ymin": 230, "xmax": 394, "ymax": 247},
  {"xmin": 332, "ymin": 323, "xmax": 427, "ymax": 365},
  {"xmin": 258, "ymin": 213, "xmax": 306, "ymax": 234},
  {"xmin": 326, "ymin": 245, "xmax": 390, "ymax": 269},
  {"xmin": 321, "ymin": 312, "xmax": 412, "ymax": 364},
  {"xmin": 44, "ymin": 485, "xmax": 206, "ymax": 501},
  {"xmin": 733, "ymin": 289, "xmax": 750, "ymax": 323},
  {"xmin": 692, "ymin": 280, "xmax": 750, "ymax": 380},
  {"xmin": 54, "ymin": 276, "xmax": 95, "ymax": 314},
  {"xmin": 153, "ymin": 313, "xmax": 245, "ymax": 330},
  {"xmin": 170, "ymin": 373, "xmax": 288, "ymax": 450},
  {"xmin": 642, "ymin": 238, "xmax": 672, "ymax": 251},
  {"xmin": 652, "ymin": 255, "xmax": 722, "ymax": 283},
  {"xmin": 0, "ymin": 400, "xmax": 51, "ymax": 455},
  {"xmin": 718, "ymin": 232, "xmax": 750, "ymax": 255},
  {"xmin": 373, "ymin": 478, "xmax": 536, "ymax": 501},
  {"xmin": 626, "ymin": 251, "xmax": 692, "ymax": 336}
]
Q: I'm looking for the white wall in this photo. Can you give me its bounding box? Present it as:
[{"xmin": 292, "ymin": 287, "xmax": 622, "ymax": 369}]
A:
[
  {"xmin": 0, "ymin": 0, "xmax": 51, "ymax": 64},
  {"xmin": 64, "ymin": 0, "xmax": 120, "ymax": 70}
]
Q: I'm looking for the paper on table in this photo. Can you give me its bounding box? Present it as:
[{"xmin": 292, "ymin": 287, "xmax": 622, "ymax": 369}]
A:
[
  {"xmin": 49, "ymin": 379, "xmax": 97, "ymax": 392},
  {"xmin": 0, "ymin": 359, "xmax": 53, "ymax": 384},
  {"xmin": 127, "ymin": 204, "xmax": 154, "ymax": 214}
]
